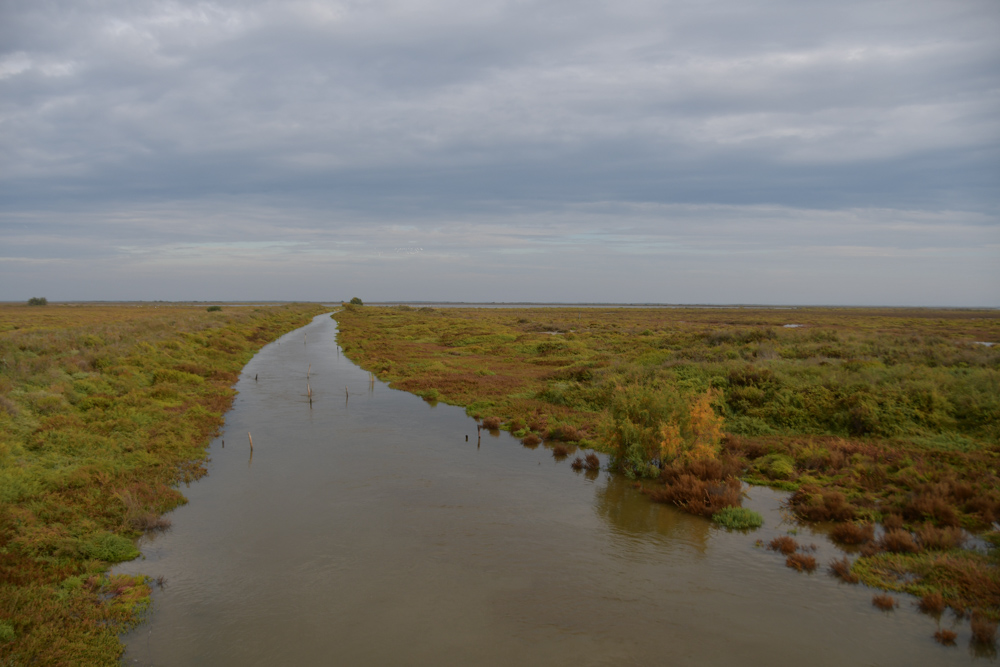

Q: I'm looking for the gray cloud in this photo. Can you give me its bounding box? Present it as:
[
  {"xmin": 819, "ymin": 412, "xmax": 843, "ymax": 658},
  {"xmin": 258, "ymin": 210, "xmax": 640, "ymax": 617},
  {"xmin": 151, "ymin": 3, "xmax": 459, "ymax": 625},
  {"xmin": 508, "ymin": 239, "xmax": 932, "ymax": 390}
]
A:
[{"xmin": 1, "ymin": 0, "xmax": 998, "ymax": 303}]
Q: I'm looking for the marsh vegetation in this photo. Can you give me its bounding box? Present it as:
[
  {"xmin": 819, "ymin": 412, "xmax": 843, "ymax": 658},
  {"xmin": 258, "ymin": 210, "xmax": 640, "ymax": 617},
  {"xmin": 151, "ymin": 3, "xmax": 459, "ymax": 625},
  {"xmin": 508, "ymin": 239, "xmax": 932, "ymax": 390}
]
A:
[
  {"xmin": 334, "ymin": 304, "xmax": 1000, "ymax": 638},
  {"xmin": 0, "ymin": 302, "xmax": 325, "ymax": 664}
]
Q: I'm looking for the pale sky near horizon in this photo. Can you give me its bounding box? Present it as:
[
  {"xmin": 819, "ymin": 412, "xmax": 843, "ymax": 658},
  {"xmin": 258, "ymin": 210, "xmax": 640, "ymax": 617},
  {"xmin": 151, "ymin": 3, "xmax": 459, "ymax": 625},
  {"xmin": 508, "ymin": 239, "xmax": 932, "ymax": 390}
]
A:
[{"xmin": 1, "ymin": 0, "xmax": 998, "ymax": 305}]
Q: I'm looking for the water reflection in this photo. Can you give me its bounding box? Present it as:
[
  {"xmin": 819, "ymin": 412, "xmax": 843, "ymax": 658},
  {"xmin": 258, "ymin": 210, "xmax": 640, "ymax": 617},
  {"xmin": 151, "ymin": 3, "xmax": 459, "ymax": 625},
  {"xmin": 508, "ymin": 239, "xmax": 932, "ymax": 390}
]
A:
[{"xmin": 593, "ymin": 474, "xmax": 710, "ymax": 555}]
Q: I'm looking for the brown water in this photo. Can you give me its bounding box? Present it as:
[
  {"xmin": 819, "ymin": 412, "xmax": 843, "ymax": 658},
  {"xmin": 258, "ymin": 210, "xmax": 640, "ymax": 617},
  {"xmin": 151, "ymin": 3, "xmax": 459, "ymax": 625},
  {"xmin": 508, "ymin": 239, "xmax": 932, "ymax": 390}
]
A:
[{"xmin": 117, "ymin": 313, "xmax": 987, "ymax": 666}]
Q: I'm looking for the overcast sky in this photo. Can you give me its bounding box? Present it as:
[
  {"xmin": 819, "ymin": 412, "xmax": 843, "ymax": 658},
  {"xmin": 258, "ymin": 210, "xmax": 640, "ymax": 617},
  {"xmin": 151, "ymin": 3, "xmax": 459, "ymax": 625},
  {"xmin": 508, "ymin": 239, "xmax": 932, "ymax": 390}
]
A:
[{"xmin": 1, "ymin": 0, "xmax": 998, "ymax": 305}]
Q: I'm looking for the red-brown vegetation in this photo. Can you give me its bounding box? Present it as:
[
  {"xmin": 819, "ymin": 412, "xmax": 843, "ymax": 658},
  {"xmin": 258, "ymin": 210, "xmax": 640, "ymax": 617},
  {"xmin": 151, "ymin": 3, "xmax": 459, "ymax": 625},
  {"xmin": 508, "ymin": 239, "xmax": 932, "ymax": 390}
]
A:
[
  {"xmin": 872, "ymin": 594, "xmax": 897, "ymax": 611},
  {"xmin": 916, "ymin": 524, "xmax": 966, "ymax": 551},
  {"xmin": 971, "ymin": 612, "xmax": 998, "ymax": 646},
  {"xmin": 830, "ymin": 522, "xmax": 874, "ymax": 546},
  {"xmin": 789, "ymin": 485, "xmax": 857, "ymax": 521},
  {"xmin": 545, "ymin": 423, "xmax": 583, "ymax": 442},
  {"xmin": 644, "ymin": 475, "xmax": 742, "ymax": 517},
  {"xmin": 521, "ymin": 433, "xmax": 541, "ymax": 447},
  {"xmin": 828, "ymin": 557, "xmax": 859, "ymax": 583},
  {"xmin": 918, "ymin": 592, "xmax": 946, "ymax": 615},
  {"xmin": 934, "ymin": 629, "xmax": 958, "ymax": 646},
  {"xmin": 551, "ymin": 444, "xmax": 570, "ymax": 459},
  {"xmin": 768, "ymin": 536, "xmax": 798, "ymax": 556},
  {"xmin": 481, "ymin": 416, "xmax": 501, "ymax": 430},
  {"xmin": 882, "ymin": 513, "xmax": 904, "ymax": 531},
  {"xmin": 880, "ymin": 529, "xmax": 920, "ymax": 554},
  {"xmin": 571, "ymin": 453, "xmax": 601, "ymax": 472},
  {"xmin": 786, "ymin": 553, "xmax": 817, "ymax": 573}
]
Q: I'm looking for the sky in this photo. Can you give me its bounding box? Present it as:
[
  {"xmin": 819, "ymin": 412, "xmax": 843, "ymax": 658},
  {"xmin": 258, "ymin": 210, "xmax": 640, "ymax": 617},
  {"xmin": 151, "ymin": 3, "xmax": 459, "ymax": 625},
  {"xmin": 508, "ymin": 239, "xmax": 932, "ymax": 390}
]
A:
[{"xmin": 1, "ymin": 0, "xmax": 998, "ymax": 305}]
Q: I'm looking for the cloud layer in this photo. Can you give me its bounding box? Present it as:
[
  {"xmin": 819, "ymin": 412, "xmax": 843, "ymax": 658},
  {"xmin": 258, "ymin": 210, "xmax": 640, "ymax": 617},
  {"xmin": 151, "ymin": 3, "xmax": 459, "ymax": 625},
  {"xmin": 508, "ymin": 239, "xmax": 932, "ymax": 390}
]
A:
[{"xmin": 2, "ymin": 0, "xmax": 998, "ymax": 304}]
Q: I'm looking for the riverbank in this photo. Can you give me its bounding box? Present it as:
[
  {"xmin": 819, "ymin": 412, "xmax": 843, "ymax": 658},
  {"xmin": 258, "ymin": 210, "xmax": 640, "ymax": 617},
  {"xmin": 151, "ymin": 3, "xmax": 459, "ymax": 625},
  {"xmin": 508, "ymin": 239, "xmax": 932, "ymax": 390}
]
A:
[
  {"xmin": 333, "ymin": 305, "xmax": 1000, "ymax": 636},
  {"xmin": 111, "ymin": 311, "xmax": 983, "ymax": 665},
  {"xmin": 0, "ymin": 302, "xmax": 326, "ymax": 665}
]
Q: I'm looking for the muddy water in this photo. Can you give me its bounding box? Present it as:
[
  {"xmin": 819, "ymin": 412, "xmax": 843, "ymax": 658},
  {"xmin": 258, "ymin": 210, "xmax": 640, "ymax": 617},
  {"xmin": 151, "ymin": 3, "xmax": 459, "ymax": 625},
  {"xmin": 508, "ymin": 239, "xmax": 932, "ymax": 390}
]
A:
[{"xmin": 118, "ymin": 314, "xmax": 981, "ymax": 666}]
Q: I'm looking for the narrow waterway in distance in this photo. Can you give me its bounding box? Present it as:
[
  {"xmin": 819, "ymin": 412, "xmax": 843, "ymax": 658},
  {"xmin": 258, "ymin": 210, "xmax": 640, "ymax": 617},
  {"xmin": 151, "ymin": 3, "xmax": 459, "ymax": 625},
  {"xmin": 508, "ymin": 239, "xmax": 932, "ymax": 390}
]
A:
[{"xmin": 117, "ymin": 313, "xmax": 983, "ymax": 665}]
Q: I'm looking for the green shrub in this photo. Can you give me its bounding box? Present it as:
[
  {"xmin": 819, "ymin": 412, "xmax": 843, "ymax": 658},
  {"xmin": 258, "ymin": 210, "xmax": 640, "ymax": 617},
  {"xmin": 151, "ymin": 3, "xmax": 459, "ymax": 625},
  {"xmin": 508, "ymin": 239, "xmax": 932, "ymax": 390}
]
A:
[
  {"xmin": 350, "ymin": 297, "xmax": 364, "ymax": 305},
  {"xmin": 755, "ymin": 453, "xmax": 796, "ymax": 480},
  {"xmin": 27, "ymin": 297, "xmax": 48, "ymax": 306},
  {"xmin": 82, "ymin": 533, "xmax": 140, "ymax": 563},
  {"xmin": 712, "ymin": 507, "xmax": 764, "ymax": 530},
  {"xmin": 0, "ymin": 621, "xmax": 15, "ymax": 643},
  {"xmin": 206, "ymin": 305, "xmax": 222, "ymax": 312}
]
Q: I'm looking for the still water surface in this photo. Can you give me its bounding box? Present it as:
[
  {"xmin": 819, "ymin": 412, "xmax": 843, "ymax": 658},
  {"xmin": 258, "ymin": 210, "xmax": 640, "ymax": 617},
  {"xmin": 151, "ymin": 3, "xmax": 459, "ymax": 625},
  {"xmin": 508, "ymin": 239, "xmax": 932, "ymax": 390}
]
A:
[{"xmin": 118, "ymin": 314, "xmax": 982, "ymax": 665}]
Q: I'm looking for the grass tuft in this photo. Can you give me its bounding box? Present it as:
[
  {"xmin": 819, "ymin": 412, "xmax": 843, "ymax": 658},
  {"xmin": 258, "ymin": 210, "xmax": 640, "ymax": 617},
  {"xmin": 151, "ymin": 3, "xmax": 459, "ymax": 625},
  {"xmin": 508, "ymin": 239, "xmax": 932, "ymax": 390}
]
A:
[
  {"xmin": 872, "ymin": 594, "xmax": 897, "ymax": 611},
  {"xmin": 712, "ymin": 507, "xmax": 763, "ymax": 530}
]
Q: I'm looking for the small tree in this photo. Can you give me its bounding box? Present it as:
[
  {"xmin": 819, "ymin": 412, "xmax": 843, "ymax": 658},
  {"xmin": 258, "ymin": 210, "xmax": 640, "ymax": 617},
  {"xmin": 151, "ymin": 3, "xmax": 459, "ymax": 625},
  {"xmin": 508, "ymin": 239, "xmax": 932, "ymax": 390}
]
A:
[
  {"xmin": 27, "ymin": 297, "xmax": 48, "ymax": 306},
  {"xmin": 349, "ymin": 297, "xmax": 364, "ymax": 305}
]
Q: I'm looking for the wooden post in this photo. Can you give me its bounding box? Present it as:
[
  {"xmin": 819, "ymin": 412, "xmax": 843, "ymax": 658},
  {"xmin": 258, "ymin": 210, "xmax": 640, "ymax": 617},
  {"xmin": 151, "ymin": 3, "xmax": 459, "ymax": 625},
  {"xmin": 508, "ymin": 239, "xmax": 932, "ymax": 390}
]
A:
[{"xmin": 248, "ymin": 432, "xmax": 254, "ymax": 451}]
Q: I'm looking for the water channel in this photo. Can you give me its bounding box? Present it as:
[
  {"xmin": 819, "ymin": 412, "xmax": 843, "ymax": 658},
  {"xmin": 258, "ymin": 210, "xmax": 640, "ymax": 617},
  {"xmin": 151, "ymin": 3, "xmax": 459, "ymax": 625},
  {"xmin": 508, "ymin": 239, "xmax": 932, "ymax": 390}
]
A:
[{"xmin": 117, "ymin": 313, "xmax": 985, "ymax": 665}]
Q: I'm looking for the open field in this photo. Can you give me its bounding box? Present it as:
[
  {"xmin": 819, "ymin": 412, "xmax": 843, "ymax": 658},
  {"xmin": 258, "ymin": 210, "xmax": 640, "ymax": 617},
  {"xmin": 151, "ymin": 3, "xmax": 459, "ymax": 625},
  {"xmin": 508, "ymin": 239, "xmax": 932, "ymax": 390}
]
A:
[
  {"xmin": 334, "ymin": 304, "xmax": 1000, "ymax": 626},
  {"xmin": 0, "ymin": 302, "xmax": 325, "ymax": 665}
]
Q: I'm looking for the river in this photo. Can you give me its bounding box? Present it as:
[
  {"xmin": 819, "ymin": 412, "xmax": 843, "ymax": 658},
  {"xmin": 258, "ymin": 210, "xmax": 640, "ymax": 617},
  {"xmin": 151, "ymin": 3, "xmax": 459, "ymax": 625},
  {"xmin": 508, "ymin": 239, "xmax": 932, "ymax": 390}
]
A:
[{"xmin": 116, "ymin": 313, "xmax": 982, "ymax": 665}]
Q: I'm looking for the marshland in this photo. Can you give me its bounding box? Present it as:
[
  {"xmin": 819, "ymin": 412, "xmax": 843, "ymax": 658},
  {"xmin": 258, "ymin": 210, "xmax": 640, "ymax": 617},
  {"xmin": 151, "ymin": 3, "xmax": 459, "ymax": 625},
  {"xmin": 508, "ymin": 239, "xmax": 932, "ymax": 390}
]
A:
[{"xmin": 1, "ymin": 303, "xmax": 998, "ymax": 664}]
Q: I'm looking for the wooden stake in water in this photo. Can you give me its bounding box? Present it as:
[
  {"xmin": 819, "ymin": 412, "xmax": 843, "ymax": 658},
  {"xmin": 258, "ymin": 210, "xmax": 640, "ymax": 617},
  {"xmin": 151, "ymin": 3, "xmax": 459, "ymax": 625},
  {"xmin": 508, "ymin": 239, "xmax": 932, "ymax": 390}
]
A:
[{"xmin": 248, "ymin": 432, "xmax": 254, "ymax": 452}]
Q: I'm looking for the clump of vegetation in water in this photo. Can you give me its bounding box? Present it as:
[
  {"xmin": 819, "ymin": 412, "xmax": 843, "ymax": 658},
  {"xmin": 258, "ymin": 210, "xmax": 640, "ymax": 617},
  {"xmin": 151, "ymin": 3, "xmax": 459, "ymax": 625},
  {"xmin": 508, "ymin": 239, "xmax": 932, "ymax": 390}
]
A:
[
  {"xmin": 934, "ymin": 629, "xmax": 957, "ymax": 645},
  {"xmin": 768, "ymin": 536, "xmax": 799, "ymax": 555},
  {"xmin": 571, "ymin": 453, "xmax": 601, "ymax": 472},
  {"xmin": 873, "ymin": 593, "xmax": 898, "ymax": 611},
  {"xmin": 786, "ymin": 553, "xmax": 818, "ymax": 573},
  {"xmin": 828, "ymin": 557, "xmax": 859, "ymax": 583},
  {"xmin": 971, "ymin": 612, "xmax": 998, "ymax": 647},
  {"xmin": 711, "ymin": 507, "xmax": 763, "ymax": 530},
  {"xmin": 332, "ymin": 305, "xmax": 1000, "ymax": 628},
  {"xmin": 0, "ymin": 302, "xmax": 324, "ymax": 664}
]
